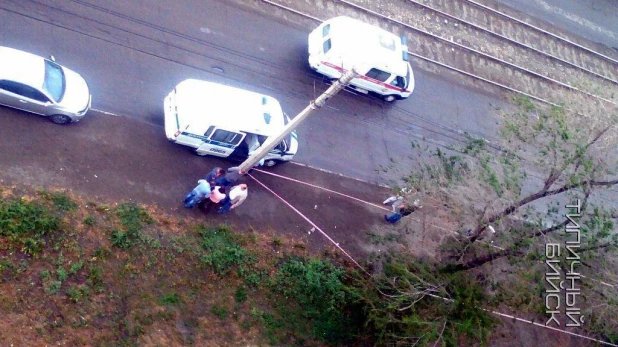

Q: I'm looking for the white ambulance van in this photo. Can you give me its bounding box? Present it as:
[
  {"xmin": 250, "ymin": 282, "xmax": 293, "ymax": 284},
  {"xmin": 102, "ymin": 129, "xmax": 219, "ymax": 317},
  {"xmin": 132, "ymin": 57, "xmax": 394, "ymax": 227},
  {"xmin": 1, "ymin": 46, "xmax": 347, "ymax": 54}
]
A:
[
  {"xmin": 164, "ymin": 79, "xmax": 298, "ymax": 166},
  {"xmin": 308, "ymin": 16, "xmax": 415, "ymax": 102}
]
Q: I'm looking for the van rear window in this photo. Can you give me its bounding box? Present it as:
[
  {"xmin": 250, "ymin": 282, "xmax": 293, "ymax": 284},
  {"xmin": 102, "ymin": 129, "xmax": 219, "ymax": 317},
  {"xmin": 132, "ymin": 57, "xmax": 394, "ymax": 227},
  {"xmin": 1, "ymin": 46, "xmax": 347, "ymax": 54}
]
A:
[{"xmin": 322, "ymin": 24, "xmax": 330, "ymax": 37}]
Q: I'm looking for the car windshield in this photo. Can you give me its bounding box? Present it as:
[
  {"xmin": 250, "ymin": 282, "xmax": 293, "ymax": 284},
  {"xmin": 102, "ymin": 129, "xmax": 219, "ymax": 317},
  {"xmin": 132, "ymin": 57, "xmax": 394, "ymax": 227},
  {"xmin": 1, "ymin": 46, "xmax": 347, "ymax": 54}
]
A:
[
  {"xmin": 43, "ymin": 60, "xmax": 66, "ymax": 102},
  {"xmin": 405, "ymin": 65, "xmax": 411, "ymax": 89}
]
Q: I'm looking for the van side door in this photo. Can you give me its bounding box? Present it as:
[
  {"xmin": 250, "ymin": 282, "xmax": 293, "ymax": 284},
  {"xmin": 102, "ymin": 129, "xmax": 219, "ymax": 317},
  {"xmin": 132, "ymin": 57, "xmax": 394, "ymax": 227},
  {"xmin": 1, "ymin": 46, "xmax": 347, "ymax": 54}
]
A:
[
  {"xmin": 357, "ymin": 68, "xmax": 393, "ymax": 94},
  {"xmin": 196, "ymin": 126, "xmax": 245, "ymax": 158}
]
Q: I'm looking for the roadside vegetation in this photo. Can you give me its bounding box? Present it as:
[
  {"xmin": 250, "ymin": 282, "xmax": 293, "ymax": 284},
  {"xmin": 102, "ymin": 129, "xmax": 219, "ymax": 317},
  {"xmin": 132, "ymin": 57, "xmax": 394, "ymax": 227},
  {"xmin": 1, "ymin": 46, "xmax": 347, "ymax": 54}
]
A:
[
  {"xmin": 383, "ymin": 95, "xmax": 618, "ymax": 344},
  {"xmin": 0, "ymin": 187, "xmax": 497, "ymax": 346}
]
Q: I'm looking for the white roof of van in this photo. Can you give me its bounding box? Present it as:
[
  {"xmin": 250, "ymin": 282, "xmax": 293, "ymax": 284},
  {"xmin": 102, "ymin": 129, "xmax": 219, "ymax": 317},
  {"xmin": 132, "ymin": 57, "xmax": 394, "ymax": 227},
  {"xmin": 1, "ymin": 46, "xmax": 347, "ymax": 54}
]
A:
[
  {"xmin": 174, "ymin": 79, "xmax": 286, "ymax": 136},
  {"xmin": 327, "ymin": 16, "xmax": 409, "ymax": 76}
]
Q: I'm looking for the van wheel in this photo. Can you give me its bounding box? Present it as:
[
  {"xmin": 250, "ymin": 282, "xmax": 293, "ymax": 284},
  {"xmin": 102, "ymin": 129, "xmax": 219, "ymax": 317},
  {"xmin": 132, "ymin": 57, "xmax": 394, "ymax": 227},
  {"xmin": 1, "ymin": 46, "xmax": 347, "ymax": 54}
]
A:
[
  {"xmin": 383, "ymin": 95, "xmax": 397, "ymax": 102},
  {"xmin": 193, "ymin": 149, "xmax": 207, "ymax": 156},
  {"xmin": 264, "ymin": 159, "xmax": 281, "ymax": 167},
  {"xmin": 50, "ymin": 114, "xmax": 71, "ymax": 125}
]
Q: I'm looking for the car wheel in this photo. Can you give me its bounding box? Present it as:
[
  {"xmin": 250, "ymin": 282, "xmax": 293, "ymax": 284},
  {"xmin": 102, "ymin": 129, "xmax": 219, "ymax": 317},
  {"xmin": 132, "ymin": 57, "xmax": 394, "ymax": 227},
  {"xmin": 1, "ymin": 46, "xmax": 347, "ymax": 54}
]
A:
[
  {"xmin": 383, "ymin": 95, "xmax": 397, "ymax": 102},
  {"xmin": 50, "ymin": 114, "xmax": 72, "ymax": 125}
]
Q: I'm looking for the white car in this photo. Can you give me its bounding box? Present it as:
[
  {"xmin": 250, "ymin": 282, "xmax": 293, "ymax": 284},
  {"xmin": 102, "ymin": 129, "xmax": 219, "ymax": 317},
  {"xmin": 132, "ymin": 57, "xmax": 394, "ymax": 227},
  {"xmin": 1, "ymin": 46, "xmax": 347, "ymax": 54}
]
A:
[
  {"xmin": 0, "ymin": 46, "xmax": 91, "ymax": 124},
  {"xmin": 164, "ymin": 79, "xmax": 298, "ymax": 166}
]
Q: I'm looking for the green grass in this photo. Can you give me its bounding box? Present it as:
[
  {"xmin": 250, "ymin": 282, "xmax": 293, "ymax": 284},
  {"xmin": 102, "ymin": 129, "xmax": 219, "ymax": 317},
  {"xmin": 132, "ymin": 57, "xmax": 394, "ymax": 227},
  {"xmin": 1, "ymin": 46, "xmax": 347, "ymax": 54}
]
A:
[
  {"xmin": 210, "ymin": 305, "xmax": 228, "ymax": 319},
  {"xmin": 0, "ymin": 198, "xmax": 61, "ymax": 238},
  {"xmin": 116, "ymin": 203, "xmax": 153, "ymax": 232},
  {"xmin": 234, "ymin": 287, "xmax": 248, "ymax": 303},
  {"xmin": 83, "ymin": 215, "xmax": 95, "ymax": 227},
  {"xmin": 159, "ymin": 293, "xmax": 181, "ymax": 306},
  {"xmin": 197, "ymin": 225, "xmax": 252, "ymax": 275},
  {"xmin": 108, "ymin": 203, "xmax": 154, "ymax": 249},
  {"xmin": 268, "ymin": 257, "xmax": 356, "ymax": 344},
  {"xmin": 0, "ymin": 197, "xmax": 62, "ymax": 258},
  {"xmin": 39, "ymin": 191, "xmax": 78, "ymax": 212}
]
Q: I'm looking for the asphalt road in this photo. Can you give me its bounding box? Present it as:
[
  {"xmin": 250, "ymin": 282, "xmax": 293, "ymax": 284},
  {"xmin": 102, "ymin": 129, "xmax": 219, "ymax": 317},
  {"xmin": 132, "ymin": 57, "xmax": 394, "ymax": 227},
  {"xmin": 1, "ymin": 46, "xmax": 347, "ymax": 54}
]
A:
[{"xmin": 0, "ymin": 0, "xmax": 502, "ymax": 185}]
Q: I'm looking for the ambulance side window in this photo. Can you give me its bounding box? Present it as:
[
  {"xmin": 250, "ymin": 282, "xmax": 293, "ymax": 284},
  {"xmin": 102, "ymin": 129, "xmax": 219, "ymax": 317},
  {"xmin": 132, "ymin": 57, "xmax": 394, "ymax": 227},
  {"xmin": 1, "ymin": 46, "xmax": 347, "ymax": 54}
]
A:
[
  {"xmin": 323, "ymin": 39, "xmax": 332, "ymax": 54},
  {"xmin": 211, "ymin": 129, "xmax": 243, "ymax": 146},
  {"xmin": 322, "ymin": 24, "xmax": 330, "ymax": 37},
  {"xmin": 366, "ymin": 68, "xmax": 391, "ymax": 82},
  {"xmin": 204, "ymin": 126, "xmax": 215, "ymax": 138}
]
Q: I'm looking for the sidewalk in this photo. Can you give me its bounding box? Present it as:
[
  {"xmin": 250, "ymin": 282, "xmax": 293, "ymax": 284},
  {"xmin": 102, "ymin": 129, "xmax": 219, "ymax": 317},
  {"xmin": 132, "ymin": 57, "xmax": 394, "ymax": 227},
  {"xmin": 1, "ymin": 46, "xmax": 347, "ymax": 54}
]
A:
[{"xmin": 0, "ymin": 109, "xmax": 393, "ymax": 259}]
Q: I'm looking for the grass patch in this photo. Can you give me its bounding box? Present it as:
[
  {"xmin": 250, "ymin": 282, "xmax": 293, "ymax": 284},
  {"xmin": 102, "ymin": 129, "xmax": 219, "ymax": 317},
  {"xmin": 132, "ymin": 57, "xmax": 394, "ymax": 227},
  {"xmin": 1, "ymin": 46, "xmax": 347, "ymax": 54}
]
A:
[
  {"xmin": 39, "ymin": 191, "xmax": 78, "ymax": 212},
  {"xmin": 0, "ymin": 198, "xmax": 61, "ymax": 256},
  {"xmin": 108, "ymin": 203, "xmax": 154, "ymax": 249},
  {"xmin": 116, "ymin": 203, "xmax": 153, "ymax": 232},
  {"xmin": 159, "ymin": 293, "xmax": 181, "ymax": 306},
  {"xmin": 197, "ymin": 225, "xmax": 252, "ymax": 275},
  {"xmin": 210, "ymin": 305, "xmax": 228, "ymax": 319},
  {"xmin": 83, "ymin": 215, "xmax": 95, "ymax": 227},
  {"xmin": 267, "ymin": 257, "xmax": 357, "ymax": 344},
  {"xmin": 234, "ymin": 286, "xmax": 248, "ymax": 303}
]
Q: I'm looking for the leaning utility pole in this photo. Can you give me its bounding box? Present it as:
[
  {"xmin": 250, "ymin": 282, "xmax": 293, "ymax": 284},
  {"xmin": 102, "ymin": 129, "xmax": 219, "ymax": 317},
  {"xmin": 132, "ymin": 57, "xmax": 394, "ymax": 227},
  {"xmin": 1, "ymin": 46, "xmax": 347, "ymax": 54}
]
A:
[{"xmin": 238, "ymin": 68, "xmax": 359, "ymax": 172}]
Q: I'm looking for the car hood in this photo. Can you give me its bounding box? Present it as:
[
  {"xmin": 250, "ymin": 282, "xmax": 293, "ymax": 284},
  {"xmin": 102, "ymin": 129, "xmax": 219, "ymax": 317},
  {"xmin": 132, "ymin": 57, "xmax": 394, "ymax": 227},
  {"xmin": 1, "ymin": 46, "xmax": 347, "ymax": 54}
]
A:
[{"xmin": 57, "ymin": 68, "xmax": 90, "ymax": 112}]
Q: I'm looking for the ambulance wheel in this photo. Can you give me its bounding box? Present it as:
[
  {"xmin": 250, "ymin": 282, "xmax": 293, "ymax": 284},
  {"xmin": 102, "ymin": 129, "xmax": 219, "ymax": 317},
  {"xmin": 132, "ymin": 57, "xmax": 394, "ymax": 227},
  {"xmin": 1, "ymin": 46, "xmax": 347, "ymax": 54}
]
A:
[
  {"xmin": 50, "ymin": 114, "xmax": 71, "ymax": 125},
  {"xmin": 382, "ymin": 95, "xmax": 397, "ymax": 102},
  {"xmin": 264, "ymin": 159, "xmax": 281, "ymax": 167}
]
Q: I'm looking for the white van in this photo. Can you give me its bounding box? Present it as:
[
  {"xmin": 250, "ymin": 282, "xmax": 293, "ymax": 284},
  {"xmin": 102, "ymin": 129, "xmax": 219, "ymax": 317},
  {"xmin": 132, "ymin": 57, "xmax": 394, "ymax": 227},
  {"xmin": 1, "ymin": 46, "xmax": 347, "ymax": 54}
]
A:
[
  {"xmin": 308, "ymin": 16, "xmax": 415, "ymax": 102},
  {"xmin": 164, "ymin": 79, "xmax": 298, "ymax": 166}
]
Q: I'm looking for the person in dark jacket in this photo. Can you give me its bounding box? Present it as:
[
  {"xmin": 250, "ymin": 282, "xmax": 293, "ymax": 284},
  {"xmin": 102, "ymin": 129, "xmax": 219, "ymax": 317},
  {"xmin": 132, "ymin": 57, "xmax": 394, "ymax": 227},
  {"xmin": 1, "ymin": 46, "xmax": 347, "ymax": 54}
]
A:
[
  {"xmin": 215, "ymin": 167, "xmax": 246, "ymax": 187},
  {"xmin": 205, "ymin": 167, "xmax": 225, "ymax": 188},
  {"xmin": 384, "ymin": 199, "xmax": 422, "ymax": 223}
]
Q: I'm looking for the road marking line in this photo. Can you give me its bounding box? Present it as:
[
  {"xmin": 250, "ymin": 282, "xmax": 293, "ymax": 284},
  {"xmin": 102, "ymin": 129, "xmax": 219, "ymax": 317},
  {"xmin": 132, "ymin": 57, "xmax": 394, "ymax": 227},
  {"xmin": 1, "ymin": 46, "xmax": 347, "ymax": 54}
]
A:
[{"xmin": 91, "ymin": 108, "xmax": 120, "ymax": 116}]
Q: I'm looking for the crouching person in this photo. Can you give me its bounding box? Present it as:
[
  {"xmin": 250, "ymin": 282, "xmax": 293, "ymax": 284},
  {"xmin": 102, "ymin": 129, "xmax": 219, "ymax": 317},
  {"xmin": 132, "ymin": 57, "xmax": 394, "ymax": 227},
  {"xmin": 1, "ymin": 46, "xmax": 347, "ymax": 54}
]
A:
[
  {"xmin": 183, "ymin": 179, "xmax": 211, "ymax": 209},
  {"xmin": 218, "ymin": 184, "xmax": 248, "ymax": 214}
]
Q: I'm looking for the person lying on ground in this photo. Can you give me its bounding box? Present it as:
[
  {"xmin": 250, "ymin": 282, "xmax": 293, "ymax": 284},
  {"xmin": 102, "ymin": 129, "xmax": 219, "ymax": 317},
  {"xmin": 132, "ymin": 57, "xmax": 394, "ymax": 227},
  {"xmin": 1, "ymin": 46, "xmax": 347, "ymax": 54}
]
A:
[
  {"xmin": 384, "ymin": 199, "xmax": 422, "ymax": 224},
  {"xmin": 383, "ymin": 195, "xmax": 404, "ymax": 212}
]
